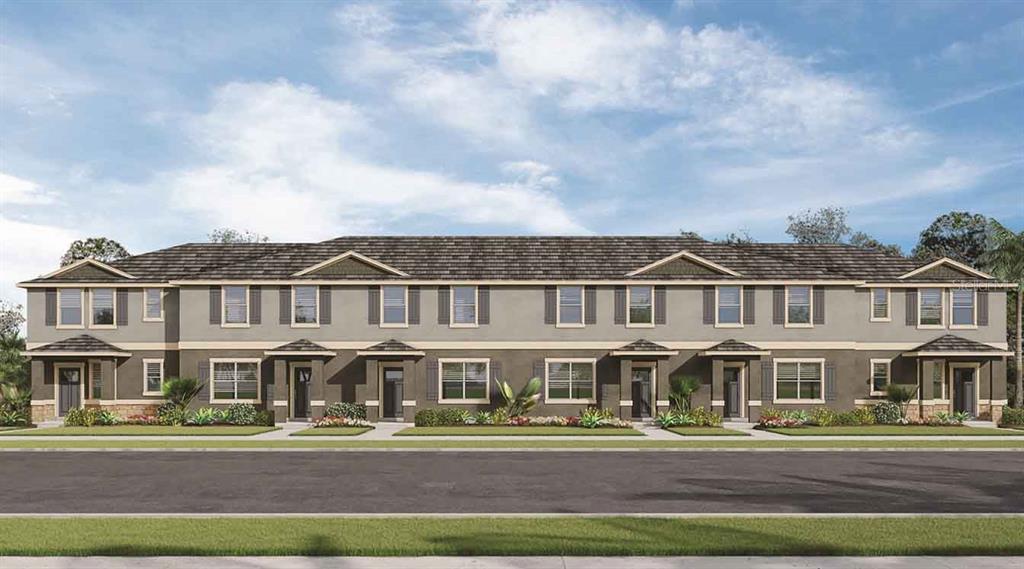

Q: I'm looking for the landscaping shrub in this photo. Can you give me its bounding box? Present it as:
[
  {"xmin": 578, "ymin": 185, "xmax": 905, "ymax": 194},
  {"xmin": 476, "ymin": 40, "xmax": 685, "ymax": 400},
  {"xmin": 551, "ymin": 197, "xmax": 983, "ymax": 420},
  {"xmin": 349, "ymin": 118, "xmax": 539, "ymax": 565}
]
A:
[
  {"xmin": 122, "ymin": 414, "xmax": 159, "ymax": 425},
  {"xmin": 0, "ymin": 384, "xmax": 31, "ymax": 426},
  {"xmin": 655, "ymin": 407, "xmax": 722, "ymax": 428},
  {"xmin": 156, "ymin": 402, "xmax": 188, "ymax": 426},
  {"xmin": 810, "ymin": 407, "xmax": 838, "ymax": 426},
  {"xmin": 94, "ymin": 409, "xmax": 120, "ymax": 426},
  {"xmin": 313, "ymin": 416, "xmax": 372, "ymax": 428},
  {"xmin": 1000, "ymin": 407, "xmax": 1024, "ymax": 426},
  {"xmin": 810, "ymin": 407, "xmax": 875, "ymax": 426},
  {"xmin": 188, "ymin": 407, "xmax": 219, "ymax": 426},
  {"xmin": 63, "ymin": 407, "xmax": 117, "ymax": 427},
  {"xmin": 757, "ymin": 407, "xmax": 809, "ymax": 428},
  {"xmin": 323, "ymin": 402, "xmax": 367, "ymax": 420},
  {"xmin": 414, "ymin": 408, "xmax": 471, "ymax": 427},
  {"xmin": 0, "ymin": 408, "xmax": 27, "ymax": 426},
  {"xmin": 471, "ymin": 410, "xmax": 494, "ymax": 425},
  {"xmin": 926, "ymin": 411, "xmax": 968, "ymax": 426},
  {"xmin": 254, "ymin": 410, "xmax": 276, "ymax": 426},
  {"xmin": 872, "ymin": 401, "xmax": 903, "ymax": 424},
  {"xmin": 225, "ymin": 403, "xmax": 258, "ymax": 425}
]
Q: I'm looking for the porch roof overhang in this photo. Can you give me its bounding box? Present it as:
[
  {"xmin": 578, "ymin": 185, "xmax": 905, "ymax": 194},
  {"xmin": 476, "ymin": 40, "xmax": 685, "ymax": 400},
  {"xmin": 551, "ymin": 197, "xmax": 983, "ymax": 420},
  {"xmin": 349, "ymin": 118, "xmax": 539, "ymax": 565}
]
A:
[
  {"xmin": 609, "ymin": 339, "xmax": 678, "ymax": 357},
  {"xmin": 263, "ymin": 339, "xmax": 335, "ymax": 357},
  {"xmin": 700, "ymin": 339, "xmax": 770, "ymax": 357},
  {"xmin": 356, "ymin": 339, "xmax": 426, "ymax": 357},
  {"xmin": 21, "ymin": 350, "xmax": 131, "ymax": 358},
  {"xmin": 902, "ymin": 334, "xmax": 1011, "ymax": 358},
  {"xmin": 22, "ymin": 334, "xmax": 132, "ymax": 358}
]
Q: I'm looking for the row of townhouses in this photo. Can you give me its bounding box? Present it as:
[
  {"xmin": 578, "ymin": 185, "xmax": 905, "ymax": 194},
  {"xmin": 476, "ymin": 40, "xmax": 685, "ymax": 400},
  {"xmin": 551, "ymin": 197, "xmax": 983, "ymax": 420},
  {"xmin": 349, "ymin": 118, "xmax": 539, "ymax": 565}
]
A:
[{"xmin": 20, "ymin": 236, "xmax": 1013, "ymax": 423}]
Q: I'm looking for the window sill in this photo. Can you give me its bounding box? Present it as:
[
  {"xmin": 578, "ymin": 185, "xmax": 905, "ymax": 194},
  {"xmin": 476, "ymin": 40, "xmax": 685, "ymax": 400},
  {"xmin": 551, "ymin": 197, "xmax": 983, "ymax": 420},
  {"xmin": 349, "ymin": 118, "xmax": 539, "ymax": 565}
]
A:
[
  {"xmin": 142, "ymin": 318, "xmax": 165, "ymax": 323},
  {"xmin": 783, "ymin": 323, "xmax": 814, "ymax": 328},
  {"xmin": 869, "ymin": 391, "xmax": 888, "ymax": 397},
  {"xmin": 714, "ymin": 323, "xmax": 743, "ymax": 329},
  {"xmin": 555, "ymin": 323, "xmax": 586, "ymax": 328},
  {"xmin": 869, "ymin": 317, "xmax": 891, "ymax": 323},
  {"xmin": 626, "ymin": 322, "xmax": 655, "ymax": 328},
  {"xmin": 773, "ymin": 399, "xmax": 825, "ymax": 405},
  {"xmin": 950, "ymin": 324, "xmax": 978, "ymax": 330},
  {"xmin": 545, "ymin": 398, "xmax": 596, "ymax": 405},
  {"xmin": 291, "ymin": 323, "xmax": 320, "ymax": 329},
  {"xmin": 438, "ymin": 399, "xmax": 490, "ymax": 405},
  {"xmin": 221, "ymin": 323, "xmax": 250, "ymax": 329},
  {"xmin": 917, "ymin": 324, "xmax": 944, "ymax": 330},
  {"xmin": 56, "ymin": 324, "xmax": 85, "ymax": 330},
  {"xmin": 449, "ymin": 323, "xmax": 479, "ymax": 329},
  {"xmin": 142, "ymin": 390, "xmax": 164, "ymax": 397},
  {"xmin": 210, "ymin": 399, "xmax": 262, "ymax": 404},
  {"xmin": 380, "ymin": 323, "xmax": 409, "ymax": 329},
  {"xmin": 89, "ymin": 324, "xmax": 117, "ymax": 330}
]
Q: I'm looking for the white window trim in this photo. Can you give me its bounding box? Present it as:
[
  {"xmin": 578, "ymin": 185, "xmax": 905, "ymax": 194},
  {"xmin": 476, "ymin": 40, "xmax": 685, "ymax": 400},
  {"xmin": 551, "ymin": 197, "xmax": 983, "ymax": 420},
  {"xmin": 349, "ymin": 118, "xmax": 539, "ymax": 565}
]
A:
[
  {"xmin": 437, "ymin": 357, "xmax": 490, "ymax": 404},
  {"xmin": 142, "ymin": 288, "xmax": 165, "ymax": 322},
  {"xmin": 53, "ymin": 362, "xmax": 85, "ymax": 416},
  {"xmin": 626, "ymin": 285, "xmax": 655, "ymax": 328},
  {"xmin": 380, "ymin": 285, "xmax": 409, "ymax": 328},
  {"xmin": 56, "ymin": 288, "xmax": 85, "ymax": 329},
  {"xmin": 869, "ymin": 358, "xmax": 890, "ymax": 396},
  {"xmin": 544, "ymin": 357, "xmax": 597, "ymax": 404},
  {"xmin": 209, "ymin": 358, "xmax": 262, "ymax": 404},
  {"xmin": 948, "ymin": 362, "xmax": 980, "ymax": 416},
  {"xmin": 449, "ymin": 285, "xmax": 479, "ymax": 328},
  {"xmin": 556, "ymin": 286, "xmax": 586, "ymax": 328},
  {"xmin": 784, "ymin": 286, "xmax": 814, "ymax": 328},
  {"xmin": 88, "ymin": 288, "xmax": 117, "ymax": 329},
  {"xmin": 949, "ymin": 288, "xmax": 977, "ymax": 330},
  {"xmin": 714, "ymin": 285, "xmax": 744, "ymax": 328},
  {"xmin": 221, "ymin": 285, "xmax": 250, "ymax": 328},
  {"xmin": 142, "ymin": 358, "xmax": 165, "ymax": 396},
  {"xmin": 869, "ymin": 287, "xmax": 891, "ymax": 322},
  {"xmin": 917, "ymin": 288, "xmax": 945, "ymax": 330},
  {"xmin": 773, "ymin": 358, "xmax": 825, "ymax": 404},
  {"xmin": 291, "ymin": 285, "xmax": 320, "ymax": 328}
]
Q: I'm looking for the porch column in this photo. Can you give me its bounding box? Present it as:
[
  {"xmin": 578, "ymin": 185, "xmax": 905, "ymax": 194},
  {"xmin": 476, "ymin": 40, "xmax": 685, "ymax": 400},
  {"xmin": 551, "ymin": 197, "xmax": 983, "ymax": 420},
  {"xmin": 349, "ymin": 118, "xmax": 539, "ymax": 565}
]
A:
[
  {"xmin": 99, "ymin": 359, "xmax": 116, "ymax": 401},
  {"xmin": 310, "ymin": 359, "xmax": 325, "ymax": 420},
  {"xmin": 656, "ymin": 359, "xmax": 670, "ymax": 414},
  {"xmin": 711, "ymin": 359, "xmax": 725, "ymax": 414},
  {"xmin": 364, "ymin": 358, "xmax": 380, "ymax": 421},
  {"xmin": 919, "ymin": 358, "xmax": 935, "ymax": 420},
  {"xmin": 992, "ymin": 357, "xmax": 1007, "ymax": 423},
  {"xmin": 401, "ymin": 359, "xmax": 416, "ymax": 422},
  {"xmin": 272, "ymin": 359, "xmax": 287, "ymax": 422},
  {"xmin": 618, "ymin": 358, "xmax": 632, "ymax": 420},
  {"xmin": 747, "ymin": 359, "xmax": 762, "ymax": 418}
]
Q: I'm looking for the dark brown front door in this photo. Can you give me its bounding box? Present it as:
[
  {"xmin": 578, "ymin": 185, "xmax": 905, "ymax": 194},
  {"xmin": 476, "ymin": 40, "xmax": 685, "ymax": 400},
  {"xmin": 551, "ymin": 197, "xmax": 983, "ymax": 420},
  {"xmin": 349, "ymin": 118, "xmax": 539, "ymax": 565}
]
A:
[
  {"xmin": 382, "ymin": 368, "xmax": 404, "ymax": 419},
  {"xmin": 292, "ymin": 366, "xmax": 312, "ymax": 419},
  {"xmin": 631, "ymin": 367, "xmax": 652, "ymax": 419},
  {"xmin": 58, "ymin": 366, "xmax": 82, "ymax": 417},
  {"xmin": 724, "ymin": 367, "xmax": 741, "ymax": 418},
  {"xmin": 953, "ymin": 367, "xmax": 975, "ymax": 417}
]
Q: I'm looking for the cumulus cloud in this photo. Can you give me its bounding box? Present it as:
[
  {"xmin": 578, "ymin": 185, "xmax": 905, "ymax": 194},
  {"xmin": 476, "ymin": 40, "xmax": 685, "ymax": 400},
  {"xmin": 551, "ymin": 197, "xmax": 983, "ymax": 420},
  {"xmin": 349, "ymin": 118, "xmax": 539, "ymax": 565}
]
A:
[
  {"xmin": 0, "ymin": 172, "xmax": 57, "ymax": 206},
  {"xmin": 0, "ymin": 216, "xmax": 79, "ymax": 305}
]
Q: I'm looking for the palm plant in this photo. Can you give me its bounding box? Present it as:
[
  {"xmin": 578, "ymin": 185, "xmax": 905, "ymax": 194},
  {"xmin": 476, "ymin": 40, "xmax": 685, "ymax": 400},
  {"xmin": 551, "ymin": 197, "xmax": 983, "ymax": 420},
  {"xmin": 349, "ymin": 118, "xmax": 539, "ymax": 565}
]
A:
[
  {"xmin": 885, "ymin": 383, "xmax": 917, "ymax": 421},
  {"xmin": 982, "ymin": 224, "xmax": 1024, "ymax": 408},
  {"xmin": 495, "ymin": 377, "xmax": 541, "ymax": 417},
  {"xmin": 668, "ymin": 375, "xmax": 701, "ymax": 412},
  {"xmin": 161, "ymin": 377, "xmax": 203, "ymax": 412}
]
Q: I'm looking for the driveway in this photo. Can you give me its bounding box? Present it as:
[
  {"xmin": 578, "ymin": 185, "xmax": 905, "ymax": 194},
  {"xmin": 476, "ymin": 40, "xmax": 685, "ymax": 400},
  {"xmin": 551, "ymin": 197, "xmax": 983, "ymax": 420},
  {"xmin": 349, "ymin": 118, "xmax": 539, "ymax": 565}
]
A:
[{"xmin": 3, "ymin": 451, "xmax": 1021, "ymax": 513}]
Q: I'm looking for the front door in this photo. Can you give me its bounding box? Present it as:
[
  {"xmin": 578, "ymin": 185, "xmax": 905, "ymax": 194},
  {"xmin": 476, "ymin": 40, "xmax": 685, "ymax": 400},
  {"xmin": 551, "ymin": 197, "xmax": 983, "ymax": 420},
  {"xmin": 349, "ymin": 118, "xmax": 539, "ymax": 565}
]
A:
[
  {"xmin": 382, "ymin": 368, "xmax": 404, "ymax": 419},
  {"xmin": 57, "ymin": 366, "xmax": 82, "ymax": 417},
  {"xmin": 953, "ymin": 366, "xmax": 976, "ymax": 417},
  {"xmin": 724, "ymin": 367, "xmax": 741, "ymax": 418},
  {"xmin": 292, "ymin": 366, "xmax": 312, "ymax": 419},
  {"xmin": 631, "ymin": 367, "xmax": 652, "ymax": 419}
]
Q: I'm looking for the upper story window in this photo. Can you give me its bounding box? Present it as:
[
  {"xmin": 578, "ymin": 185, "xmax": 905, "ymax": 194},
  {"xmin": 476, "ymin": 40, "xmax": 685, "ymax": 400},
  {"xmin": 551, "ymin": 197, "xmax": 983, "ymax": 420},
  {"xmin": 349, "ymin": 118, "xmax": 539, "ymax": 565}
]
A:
[
  {"xmin": 57, "ymin": 288, "xmax": 83, "ymax": 328},
  {"xmin": 293, "ymin": 285, "xmax": 318, "ymax": 326},
  {"xmin": 950, "ymin": 288, "xmax": 976, "ymax": 328},
  {"xmin": 627, "ymin": 285, "xmax": 654, "ymax": 327},
  {"xmin": 90, "ymin": 288, "xmax": 115, "ymax": 328},
  {"xmin": 870, "ymin": 288, "xmax": 890, "ymax": 322},
  {"xmin": 439, "ymin": 359, "xmax": 489, "ymax": 403},
  {"xmin": 143, "ymin": 288, "xmax": 164, "ymax": 322},
  {"xmin": 451, "ymin": 286, "xmax": 477, "ymax": 327},
  {"xmin": 546, "ymin": 359, "xmax": 595, "ymax": 403},
  {"xmin": 716, "ymin": 286, "xmax": 742, "ymax": 327},
  {"xmin": 870, "ymin": 359, "xmax": 890, "ymax": 396},
  {"xmin": 775, "ymin": 359, "xmax": 823, "ymax": 402},
  {"xmin": 558, "ymin": 286, "xmax": 584, "ymax": 327},
  {"xmin": 918, "ymin": 288, "xmax": 943, "ymax": 327},
  {"xmin": 381, "ymin": 285, "xmax": 407, "ymax": 327},
  {"xmin": 222, "ymin": 285, "xmax": 248, "ymax": 326},
  {"xmin": 785, "ymin": 286, "xmax": 812, "ymax": 326}
]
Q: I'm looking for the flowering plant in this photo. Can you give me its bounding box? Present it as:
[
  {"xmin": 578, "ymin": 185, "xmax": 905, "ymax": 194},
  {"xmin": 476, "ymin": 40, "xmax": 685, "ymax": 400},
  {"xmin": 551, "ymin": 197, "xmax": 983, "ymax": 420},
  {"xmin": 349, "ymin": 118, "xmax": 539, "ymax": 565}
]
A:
[
  {"xmin": 122, "ymin": 414, "xmax": 159, "ymax": 425},
  {"xmin": 313, "ymin": 416, "xmax": 373, "ymax": 428}
]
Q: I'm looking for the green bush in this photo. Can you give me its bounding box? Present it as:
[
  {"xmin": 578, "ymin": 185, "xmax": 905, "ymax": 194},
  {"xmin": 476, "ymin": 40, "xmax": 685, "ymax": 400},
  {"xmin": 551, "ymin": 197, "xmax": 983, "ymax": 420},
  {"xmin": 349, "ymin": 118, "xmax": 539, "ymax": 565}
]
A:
[
  {"xmin": 810, "ymin": 407, "xmax": 838, "ymax": 426},
  {"xmin": 0, "ymin": 408, "xmax": 27, "ymax": 426},
  {"xmin": 471, "ymin": 410, "xmax": 494, "ymax": 425},
  {"xmin": 255, "ymin": 409, "xmax": 275, "ymax": 426},
  {"xmin": 1000, "ymin": 407, "xmax": 1024, "ymax": 426},
  {"xmin": 63, "ymin": 408, "xmax": 94, "ymax": 427},
  {"xmin": 872, "ymin": 401, "xmax": 903, "ymax": 424},
  {"xmin": 188, "ymin": 407, "xmax": 218, "ymax": 426},
  {"xmin": 414, "ymin": 408, "xmax": 471, "ymax": 427},
  {"xmin": 157, "ymin": 402, "xmax": 188, "ymax": 426},
  {"xmin": 323, "ymin": 402, "xmax": 367, "ymax": 420},
  {"xmin": 812, "ymin": 407, "xmax": 875, "ymax": 426},
  {"xmin": 655, "ymin": 407, "xmax": 721, "ymax": 428},
  {"xmin": 225, "ymin": 403, "xmax": 258, "ymax": 425},
  {"xmin": 0, "ymin": 384, "xmax": 31, "ymax": 425},
  {"xmin": 94, "ymin": 409, "xmax": 119, "ymax": 426}
]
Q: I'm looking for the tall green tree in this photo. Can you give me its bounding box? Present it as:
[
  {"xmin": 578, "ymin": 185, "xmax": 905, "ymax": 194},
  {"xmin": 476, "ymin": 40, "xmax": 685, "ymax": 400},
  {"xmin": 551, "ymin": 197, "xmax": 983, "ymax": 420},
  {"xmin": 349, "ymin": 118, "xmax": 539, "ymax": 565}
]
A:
[
  {"xmin": 849, "ymin": 231, "xmax": 903, "ymax": 257},
  {"xmin": 786, "ymin": 206, "xmax": 850, "ymax": 244},
  {"xmin": 60, "ymin": 237, "xmax": 130, "ymax": 266},
  {"xmin": 911, "ymin": 212, "xmax": 992, "ymax": 265},
  {"xmin": 982, "ymin": 224, "xmax": 1024, "ymax": 408},
  {"xmin": 208, "ymin": 228, "xmax": 270, "ymax": 243},
  {"xmin": 0, "ymin": 301, "xmax": 27, "ymax": 388}
]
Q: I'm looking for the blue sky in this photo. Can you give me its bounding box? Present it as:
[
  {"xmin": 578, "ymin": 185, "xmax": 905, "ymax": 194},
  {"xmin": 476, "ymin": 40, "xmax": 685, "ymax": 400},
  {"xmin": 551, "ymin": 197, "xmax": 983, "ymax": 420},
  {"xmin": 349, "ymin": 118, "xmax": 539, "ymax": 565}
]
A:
[{"xmin": 1, "ymin": 0, "xmax": 1022, "ymax": 304}]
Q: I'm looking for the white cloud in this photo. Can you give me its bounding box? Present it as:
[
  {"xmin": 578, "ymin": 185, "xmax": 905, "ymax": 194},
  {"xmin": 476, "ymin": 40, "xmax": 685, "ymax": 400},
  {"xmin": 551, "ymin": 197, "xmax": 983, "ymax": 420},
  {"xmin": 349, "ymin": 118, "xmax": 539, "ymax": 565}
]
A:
[
  {"xmin": 0, "ymin": 172, "xmax": 57, "ymax": 205},
  {"xmin": 0, "ymin": 216, "xmax": 78, "ymax": 306},
  {"xmin": 941, "ymin": 19, "xmax": 1024, "ymax": 63},
  {"xmin": 0, "ymin": 44, "xmax": 96, "ymax": 115}
]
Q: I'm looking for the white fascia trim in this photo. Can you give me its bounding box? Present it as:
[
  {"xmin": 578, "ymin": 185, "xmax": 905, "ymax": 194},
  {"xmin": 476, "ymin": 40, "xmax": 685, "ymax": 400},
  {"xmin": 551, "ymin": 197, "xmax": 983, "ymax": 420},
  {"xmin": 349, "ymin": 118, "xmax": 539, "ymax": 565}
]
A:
[
  {"xmin": 38, "ymin": 258, "xmax": 137, "ymax": 280},
  {"xmin": 701, "ymin": 350, "xmax": 772, "ymax": 356},
  {"xmin": 898, "ymin": 257, "xmax": 994, "ymax": 280},
  {"xmin": 626, "ymin": 250, "xmax": 741, "ymax": 277},
  {"xmin": 609, "ymin": 350, "xmax": 679, "ymax": 356},
  {"xmin": 20, "ymin": 282, "xmax": 173, "ymax": 288},
  {"xmin": 292, "ymin": 250, "xmax": 409, "ymax": 277},
  {"xmin": 857, "ymin": 282, "xmax": 1017, "ymax": 289},
  {"xmin": 264, "ymin": 350, "xmax": 337, "ymax": 357},
  {"xmin": 904, "ymin": 351, "xmax": 1012, "ymax": 357},
  {"xmin": 165, "ymin": 279, "xmax": 866, "ymax": 286},
  {"xmin": 356, "ymin": 350, "xmax": 426, "ymax": 357},
  {"xmin": 26, "ymin": 342, "xmax": 176, "ymax": 350},
  {"xmin": 22, "ymin": 351, "xmax": 131, "ymax": 358},
  {"xmin": 169, "ymin": 340, "xmax": 1011, "ymax": 351}
]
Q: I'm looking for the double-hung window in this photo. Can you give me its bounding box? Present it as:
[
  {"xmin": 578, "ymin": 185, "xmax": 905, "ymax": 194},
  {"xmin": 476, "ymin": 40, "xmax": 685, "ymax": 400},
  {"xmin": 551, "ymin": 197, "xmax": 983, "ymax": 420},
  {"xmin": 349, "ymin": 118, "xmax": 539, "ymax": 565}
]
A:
[
  {"xmin": 918, "ymin": 288, "xmax": 943, "ymax": 327},
  {"xmin": 144, "ymin": 288, "xmax": 164, "ymax": 321},
  {"xmin": 716, "ymin": 286, "xmax": 742, "ymax": 326},
  {"xmin": 89, "ymin": 361, "xmax": 103, "ymax": 399},
  {"xmin": 381, "ymin": 285, "xmax": 407, "ymax": 326},
  {"xmin": 558, "ymin": 286, "xmax": 584, "ymax": 327},
  {"xmin": 211, "ymin": 360, "xmax": 260, "ymax": 402},
  {"xmin": 451, "ymin": 286, "xmax": 477, "ymax": 326},
  {"xmin": 143, "ymin": 359, "xmax": 164, "ymax": 396},
  {"xmin": 775, "ymin": 360, "xmax": 823, "ymax": 402},
  {"xmin": 933, "ymin": 363, "xmax": 946, "ymax": 401},
  {"xmin": 546, "ymin": 359, "xmax": 595, "ymax": 402},
  {"xmin": 57, "ymin": 288, "xmax": 83, "ymax": 328},
  {"xmin": 950, "ymin": 289, "xmax": 975, "ymax": 328},
  {"xmin": 627, "ymin": 286, "xmax": 654, "ymax": 326},
  {"xmin": 785, "ymin": 286, "xmax": 812, "ymax": 326},
  {"xmin": 90, "ymin": 288, "xmax": 115, "ymax": 327},
  {"xmin": 222, "ymin": 286, "xmax": 248, "ymax": 326},
  {"xmin": 870, "ymin": 359, "xmax": 890, "ymax": 396},
  {"xmin": 870, "ymin": 288, "xmax": 889, "ymax": 321},
  {"xmin": 293, "ymin": 285, "xmax": 318, "ymax": 326},
  {"xmin": 439, "ymin": 359, "xmax": 489, "ymax": 403}
]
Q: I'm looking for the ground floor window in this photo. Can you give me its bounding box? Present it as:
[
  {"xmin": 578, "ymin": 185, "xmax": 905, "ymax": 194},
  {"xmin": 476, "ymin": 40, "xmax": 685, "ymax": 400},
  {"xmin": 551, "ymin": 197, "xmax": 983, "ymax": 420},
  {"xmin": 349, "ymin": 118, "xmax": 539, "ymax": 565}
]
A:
[
  {"xmin": 89, "ymin": 361, "xmax": 103, "ymax": 399},
  {"xmin": 933, "ymin": 362, "xmax": 946, "ymax": 400},
  {"xmin": 546, "ymin": 359, "xmax": 595, "ymax": 402},
  {"xmin": 439, "ymin": 359, "xmax": 489, "ymax": 402},
  {"xmin": 143, "ymin": 359, "xmax": 164, "ymax": 395},
  {"xmin": 870, "ymin": 359, "xmax": 890, "ymax": 396},
  {"xmin": 775, "ymin": 359, "xmax": 823, "ymax": 402},
  {"xmin": 212, "ymin": 360, "xmax": 260, "ymax": 402}
]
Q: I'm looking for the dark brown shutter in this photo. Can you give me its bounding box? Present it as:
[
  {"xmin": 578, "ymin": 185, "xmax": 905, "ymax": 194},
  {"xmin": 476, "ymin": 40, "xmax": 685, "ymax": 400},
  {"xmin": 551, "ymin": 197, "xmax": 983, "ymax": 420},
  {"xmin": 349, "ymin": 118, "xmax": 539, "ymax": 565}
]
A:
[
  {"xmin": 115, "ymin": 289, "xmax": 128, "ymax": 326},
  {"xmin": 614, "ymin": 286, "xmax": 626, "ymax": 325},
  {"xmin": 825, "ymin": 363, "xmax": 836, "ymax": 401},
  {"xmin": 978, "ymin": 290, "xmax": 988, "ymax": 326},
  {"xmin": 584, "ymin": 286, "xmax": 597, "ymax": 324},
  {"xmin": 407, "ymin": 286, "xmax": 419, "ymax": 325},
  {"xmin": 654, "ymin": 286, "xmax": 667, "ymax": 325},
  {"xmin": 702, "ymin": 286, "xmax": 715, "ymax": 325},
  {"xmin": 743, "ymin": 286, "xmax": 755, "ymax": 325},
  {"xmin": 544, "ymin": 286, "xmax": 556, "ymax": 324},
  {"xmin": 198, "ymin": 361, "xmax": 211, "ymax": 401},
  {"xmin": 761, "ymin": 359, "xmax": 773, "ymax": 401},
  {"xmin": 478, "ymin": 286, "xmax": 490, "ymax": 325},
  {"xmin": 279, "ymin": 286, "xmax": 290, "ymax": 325},
  {"xmin": 905, "ymin": 288, "xmax": 917, "ymax": 326},
  {"xmin": 249, "ymin": 286, "xmax": 261, "ymax": 325},
  {"xmin": 45, "ymin": 288, "xmax": 57, "ymax": 326},
  {"xmin": 772, "ymin": 286, "xmax": 784, "ymax": 325},
  {"xmin": 209, "ymin": 286, "xmax": 221, "ymax": 325},
  {"xmin": 425, "ymin": 357, "xmax": 439, "ymax": 402},
  {"xmin": 437, "ymin": 286, "xmax": 449, "ymax": 325},
  {"xmin": 368, "ymin": 286, "xmax": 380, "ymax": 325},
  {"xmin": 812, "ymin": 287, "xmax": 825, "ymax": 325},
  {"xmin": 490, "ymin": 360, "xmax": 502, "ymax": 382},
  {"xmin": 533, "ymin": 360, "xmax": 546, "ymax": 394},
  {"xmin": 319, "ymin": 286, "xmax": 331, "ymax": 325}
]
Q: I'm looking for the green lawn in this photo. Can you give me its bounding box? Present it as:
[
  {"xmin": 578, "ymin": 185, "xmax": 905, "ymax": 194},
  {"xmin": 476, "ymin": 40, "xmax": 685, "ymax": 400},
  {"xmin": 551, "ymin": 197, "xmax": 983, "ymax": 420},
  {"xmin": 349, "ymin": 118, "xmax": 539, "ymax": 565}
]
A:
[
  {"xmin": 0, "ymin": 426, "xmax": 31, "ymax": 432},
  {"xmin": 291, "ymin": 427, "xmax": 373, "ymax": 436},
  {"xmin": 0, "ymin": 425, "xmax": 278, "ymax": 436},
  {"xmin": 666, "ymin": 426, "xmax": 749, "ymax": 436},
  {"xmin": 394, "ymin": 426, "xmax": 642, "ymax": 436},
  {"xmin": 764, "ymin": 425, "xmax": 1024, "ymax": 436},
  {"xmin": 0, "ymin": 517, "xmax": 1020, "ymax": 556}
]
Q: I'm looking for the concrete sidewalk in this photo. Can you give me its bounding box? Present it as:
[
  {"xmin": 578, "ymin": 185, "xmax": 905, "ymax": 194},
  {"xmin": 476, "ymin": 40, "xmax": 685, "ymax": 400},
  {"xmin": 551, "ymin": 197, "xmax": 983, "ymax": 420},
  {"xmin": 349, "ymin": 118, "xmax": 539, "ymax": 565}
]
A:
[{"xmin": 3, "ymin": 557, "xmax": 1016, "ymax": 568}]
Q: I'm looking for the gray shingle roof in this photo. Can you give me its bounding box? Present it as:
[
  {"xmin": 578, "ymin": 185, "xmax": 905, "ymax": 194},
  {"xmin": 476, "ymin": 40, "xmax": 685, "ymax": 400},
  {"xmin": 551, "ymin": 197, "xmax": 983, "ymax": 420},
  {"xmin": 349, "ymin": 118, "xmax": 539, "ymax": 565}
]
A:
[
  {"xmin": 706, "ymin": 339, "xmax": 764, "ymax": 352},
  {"xmin": 614, "ymin": 339, "xmax": 673, "ymax": 352},
  {"xmin": 28, "ymin": 334, "xmax": 127, "ymax": 354},
  {"xmin": 910, "ymin": 335, "xmax": 1005, "ymax": 353},
  {"xmin": 364, "ymin": 339, "xmax": 419, "ymax": 352},
  {"xmin": 266, "ymin": 339, "xmax": 332, "ymax": 353}
]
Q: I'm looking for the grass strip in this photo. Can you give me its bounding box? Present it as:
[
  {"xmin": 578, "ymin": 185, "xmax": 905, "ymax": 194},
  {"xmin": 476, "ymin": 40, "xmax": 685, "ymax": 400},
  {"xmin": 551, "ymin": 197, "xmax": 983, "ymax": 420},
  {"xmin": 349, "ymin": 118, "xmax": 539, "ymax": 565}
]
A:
[
  {"xmin": 291, "ymin": 427, "xmax": 373, "ymax": 437},
  {"xmin": 0, "ymin": 426, "xmax": 278, "ymax": 437},
  {"xmin": 763, "ymin": 426, "xmax": 1024, "ymax": 437},
  {"xmin": 0, "ymin": 439, "xmax": 1022, "ymax": 449},
  {"xmin": 0, "ymin": 517, "xmax": 1021, "ymax": 556},
  {"xmin": 394, "ymin": 426, "xmax": 642, "ymax": 436},
  {"xmin": 0, "ymin": 426, "xmax": 31, "ymax": 432},
  {"xmin": 665, "ymin": 427, "xmax": 749, "ymax": 437}
]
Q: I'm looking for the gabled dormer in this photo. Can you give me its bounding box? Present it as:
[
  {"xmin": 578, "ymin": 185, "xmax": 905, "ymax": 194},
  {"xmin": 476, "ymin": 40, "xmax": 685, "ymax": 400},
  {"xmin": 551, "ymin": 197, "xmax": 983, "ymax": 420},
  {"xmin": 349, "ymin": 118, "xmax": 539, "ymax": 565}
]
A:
[
  {"xmin": 626, "ymin": 250, "xmax": 740, "ymax": 277},
  {"xmin": 898, "ymin": 257, "xmax": 993, "ymax": 281},
  {"xmin": 292, "ymin": 250, "xmax": 409, "ymax": 278}
]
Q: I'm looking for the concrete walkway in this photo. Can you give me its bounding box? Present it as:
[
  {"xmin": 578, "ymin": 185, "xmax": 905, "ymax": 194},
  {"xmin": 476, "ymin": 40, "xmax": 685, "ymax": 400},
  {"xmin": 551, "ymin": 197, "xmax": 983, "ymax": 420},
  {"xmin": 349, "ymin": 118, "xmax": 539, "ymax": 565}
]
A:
[{"xmin": 3, "ymin": 557, "xmax": 1017, "ymax": 568}]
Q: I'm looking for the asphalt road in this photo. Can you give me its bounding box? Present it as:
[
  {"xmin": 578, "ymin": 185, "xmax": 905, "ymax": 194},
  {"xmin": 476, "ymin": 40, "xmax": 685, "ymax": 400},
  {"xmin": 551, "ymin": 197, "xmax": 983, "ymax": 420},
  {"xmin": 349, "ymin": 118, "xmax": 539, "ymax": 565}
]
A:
[{"xmin": 2, "ymin": 451, "xmax": 1022, "ymax": 513}]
